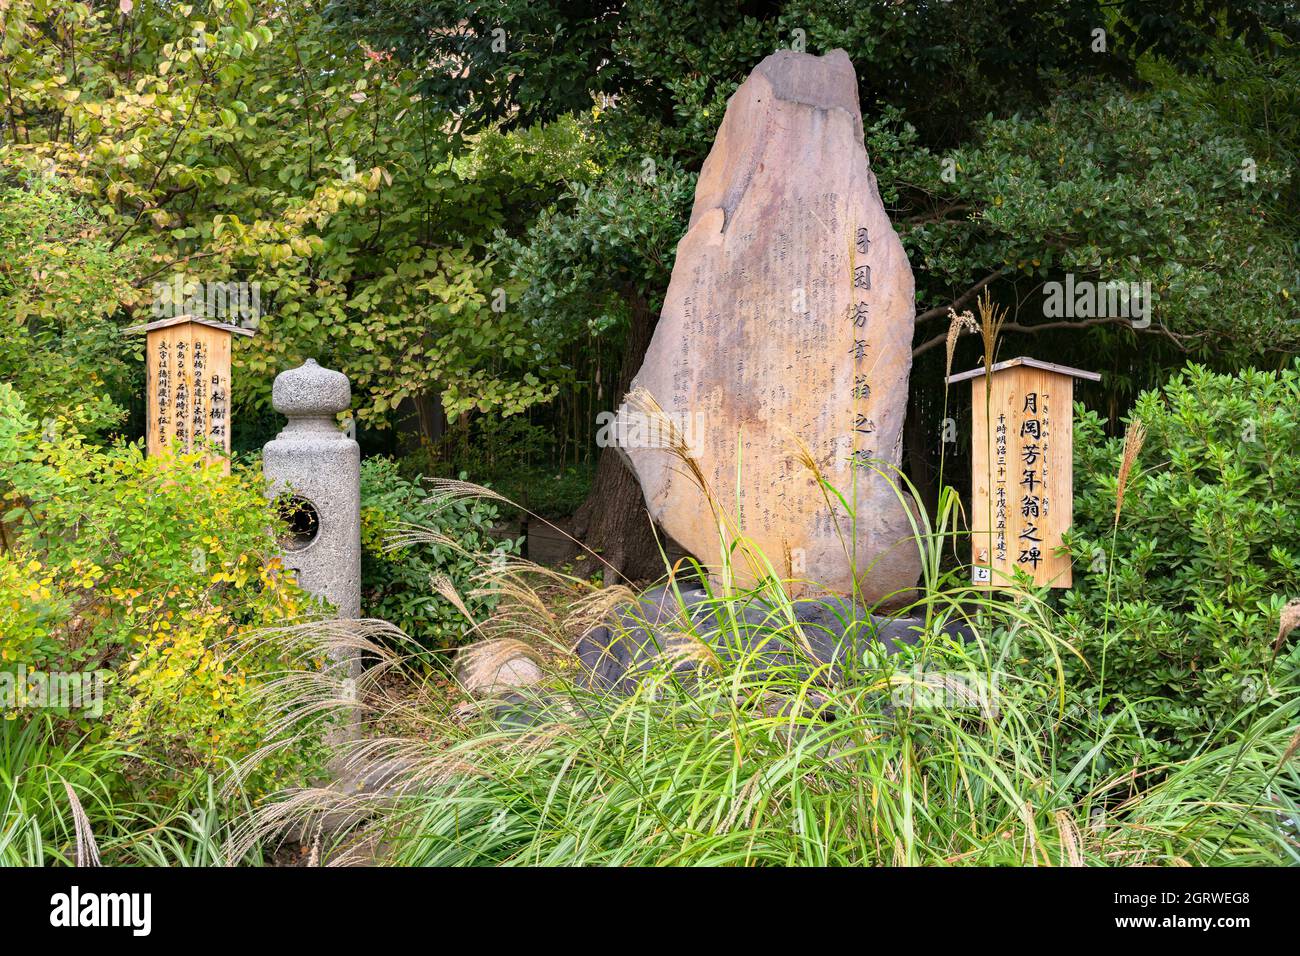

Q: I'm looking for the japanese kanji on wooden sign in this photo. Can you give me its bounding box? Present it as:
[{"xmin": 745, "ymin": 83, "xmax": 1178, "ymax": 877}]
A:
[
  {"xmin": 125, "ymin": 315, "xmax": 254, "ymax": 474},
  {"xmin": 946, "ymin": 357, "xmax": 1101, "ymax": 589}
]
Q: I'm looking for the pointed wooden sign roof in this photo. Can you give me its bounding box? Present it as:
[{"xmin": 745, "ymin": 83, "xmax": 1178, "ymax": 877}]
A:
[
  {"xmin": 123, "ymin": 314, "xmax": 256, "ymax": 337},
  {"xmin": 944, "ymin": 356, "xmax": 1101, "ymax": 385}
]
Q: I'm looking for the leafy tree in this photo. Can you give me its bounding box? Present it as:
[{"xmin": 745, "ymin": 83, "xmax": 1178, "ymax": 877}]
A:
[
  {"xmin": 493, "ymin": 164, "xmax": 695, "ymax": 575},
  {"xmin": 0, "ymin": 179, "xmax": 143, "ymax": 437},
  {"xmin": 328, "ymin": 0, "xmax": 1297, "ymax": 151},
  {"xmin": 885, "ymin": 87, "xmax": 1299, "ymax": 362},
  {"xmin": 0, "ymin": 0, "xmax": 596, "ymax": 435}
]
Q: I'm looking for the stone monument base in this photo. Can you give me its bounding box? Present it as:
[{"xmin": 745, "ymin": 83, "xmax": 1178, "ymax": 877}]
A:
[
  {"xmin": 478, "ymin": 584, "xmax": 975, "ymax": 727},
  {"xmin": 571, "ymin": 584, "xmax": 973, "ymax": 695}
]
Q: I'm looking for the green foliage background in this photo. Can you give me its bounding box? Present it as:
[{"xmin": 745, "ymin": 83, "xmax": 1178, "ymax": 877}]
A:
[
  {"xmin": 1062, "ymin": 364, "xmax": 1300, "ymax": 768},
  {"xmin": 3, "ymin": 0, "xmax": 1294, "ymax": 452},
  {"xmin": 1, "ymin": 0, "xmax": 1299, "ymax": 864},
  {"xmin": 360, "ymin": 456, "xmax": 519, "ymax": 656}
]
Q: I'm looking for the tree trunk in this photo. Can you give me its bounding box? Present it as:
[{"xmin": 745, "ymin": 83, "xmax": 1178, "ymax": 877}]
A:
[
  {"xmin": 904, "ymin": 393, "xmax": 940, "ymax": 522},
  {"xmin": 413, "ymin": 391, "xmax": 447, "ymax": 446},
  {"xmin": 571, "ymin": 289, "xmax": 666, "ymax": 583},
  {"xmin": 395, "ymin": 390, "xmax": 446, "ymax": 459}
]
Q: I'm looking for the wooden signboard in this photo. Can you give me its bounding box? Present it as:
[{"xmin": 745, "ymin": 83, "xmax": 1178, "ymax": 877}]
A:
[
  {"xmin": 946, "ymin": 357, "xmax": 1101, "ymax": 589},
  {"xmin": 125, "ymin": 315, "xmax": 254, "ymax": 474}
]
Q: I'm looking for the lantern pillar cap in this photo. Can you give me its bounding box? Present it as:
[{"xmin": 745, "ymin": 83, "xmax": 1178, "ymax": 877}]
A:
[{"xmin": 272, "ymin": 358, "xmax": 351, "ymax": 419}]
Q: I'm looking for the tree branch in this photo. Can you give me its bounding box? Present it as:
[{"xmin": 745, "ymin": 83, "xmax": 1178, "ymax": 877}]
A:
[
  {"xmin": 915, "ymin": 269, "xmax": 1004, "ymax": 325},
  {"xmin": 913, "ymin": 315, "xmax": 1201, "ymax": 358},
  {"xmin": 108, "ymin": 94, "xmax": 203, "ymax": 251},
  {"xmin": 903, "ymin": 202, "xmax": 970, "ymax": 227}
]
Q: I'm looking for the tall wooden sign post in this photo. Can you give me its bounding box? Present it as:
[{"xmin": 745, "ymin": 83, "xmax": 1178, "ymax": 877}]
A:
[
  {"xmin": 126, "ymin": 315, "xmax": 254, "ymax": 474},
  {"xmin": 946, "ymin": 357, "xmax": 1100, "ymax": 589}
]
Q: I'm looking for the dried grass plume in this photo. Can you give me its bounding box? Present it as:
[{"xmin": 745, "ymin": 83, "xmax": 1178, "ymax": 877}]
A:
[{"xmin": 1115, "ymin": 419, "xmax": 1147, "ymax": 523}]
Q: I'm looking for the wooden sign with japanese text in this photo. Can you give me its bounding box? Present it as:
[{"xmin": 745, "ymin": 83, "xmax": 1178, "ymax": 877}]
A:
[
  {"xmin": 947, "ymin": 357, "xmax": 1100, "ymax": 589},
  {"xmin": 128, "ymin": 316, "xmax": 253, "ymax": 474}
]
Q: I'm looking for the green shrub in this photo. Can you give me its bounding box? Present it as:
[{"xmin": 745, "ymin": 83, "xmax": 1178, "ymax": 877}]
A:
[
  {"xmin": 0, "ymin": 382, "xmax": 326, "ymax": 798},
  {"xmin": 361, "ymin": 457, "xmax": 520, "ymax": 656},
  {"xmin": 1062, "ymin": 363, "xmax": 1300, "ymax": 768}
]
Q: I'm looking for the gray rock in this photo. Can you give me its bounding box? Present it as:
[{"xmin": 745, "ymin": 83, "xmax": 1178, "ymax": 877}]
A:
[
  {"xmin": 457, "ymin": 640, "xmax": 545, "ymax": 697},
  {"xmin": 487, "ymin": 584, "xmax": 974, "ymax": 728},
  {"xmin": 572, "ymin": 584, "xmax": 972, "ymax": 695}
]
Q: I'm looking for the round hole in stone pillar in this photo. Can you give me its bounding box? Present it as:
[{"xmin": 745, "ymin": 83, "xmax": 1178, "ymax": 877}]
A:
[{"xmin": 277, "ymin": 495, "xmax": 321, "ymax": 552}]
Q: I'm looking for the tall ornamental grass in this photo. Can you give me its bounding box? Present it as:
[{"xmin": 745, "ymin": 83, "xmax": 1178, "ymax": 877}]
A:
[
  {"xmin": 0, "ymin": 715, "xmax": 264, "ymax": 866},
  {"xmin": 229, "ymin": 489, "xmax": 1300, "ymax": 866}
]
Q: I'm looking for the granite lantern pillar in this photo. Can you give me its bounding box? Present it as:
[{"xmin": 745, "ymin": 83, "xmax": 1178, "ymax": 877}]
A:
[
  {"xmin": 263, "ymin": 359, "xmax": 361, "ymax": 617},
  {"xmin": 263, "ymin": 360, "xmax": 361, "ymax": 731}
]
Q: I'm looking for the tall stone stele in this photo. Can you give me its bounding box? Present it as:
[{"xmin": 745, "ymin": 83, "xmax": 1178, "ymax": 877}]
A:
[
  {"xmin": 263, "ymin": 359, "xmax": 361, "ymax": 622},
  {"xmin": 620, "ymin": 48, "xmax": 921, "ymax": 603}
]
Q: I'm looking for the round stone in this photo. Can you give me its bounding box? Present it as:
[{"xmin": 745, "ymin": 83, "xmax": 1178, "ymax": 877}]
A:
[
  {"xmin": 272, "ymin": 358, "xmax": 351, "ymax": 417},
  {"xmin": 456, "ymin": 641, "xmax": 545, "ymax": 697}
]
